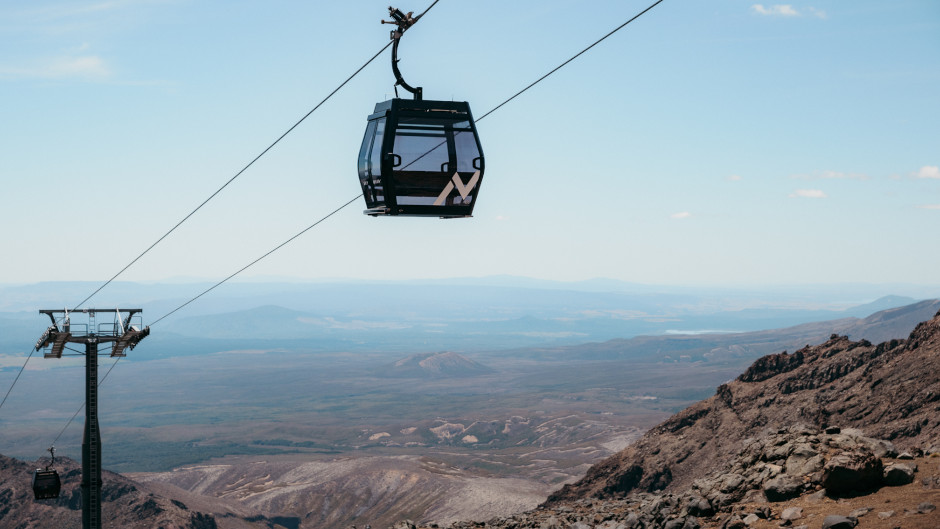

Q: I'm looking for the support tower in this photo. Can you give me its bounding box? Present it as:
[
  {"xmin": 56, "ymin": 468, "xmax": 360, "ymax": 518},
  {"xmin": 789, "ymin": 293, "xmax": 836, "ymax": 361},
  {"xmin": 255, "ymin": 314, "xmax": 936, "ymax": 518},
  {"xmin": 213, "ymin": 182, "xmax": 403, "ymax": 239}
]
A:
[{"xmin": 35, "ymin": 308, "xmax": 149, "ymax": 529}]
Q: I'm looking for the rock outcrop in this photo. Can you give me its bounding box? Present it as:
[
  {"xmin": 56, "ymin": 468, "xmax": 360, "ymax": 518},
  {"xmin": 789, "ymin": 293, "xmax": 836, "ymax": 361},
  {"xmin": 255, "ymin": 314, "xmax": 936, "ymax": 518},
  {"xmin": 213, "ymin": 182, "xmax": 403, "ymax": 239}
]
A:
[
  {"xmin": 422, "ymin": 427, "xmax": 939, "ymax": 529},
  {"xmin": 547, "ymin": 311, "xmax": 940, "ymax": 504}
]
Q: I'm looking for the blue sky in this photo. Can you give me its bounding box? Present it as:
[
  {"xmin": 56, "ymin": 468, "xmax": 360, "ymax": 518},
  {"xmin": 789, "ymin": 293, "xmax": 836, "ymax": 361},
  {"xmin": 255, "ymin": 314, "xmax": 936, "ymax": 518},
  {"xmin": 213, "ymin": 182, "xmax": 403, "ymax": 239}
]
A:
[{"xmin": 1, "ymin": 0, "xmax": 938, "ymax": 288}]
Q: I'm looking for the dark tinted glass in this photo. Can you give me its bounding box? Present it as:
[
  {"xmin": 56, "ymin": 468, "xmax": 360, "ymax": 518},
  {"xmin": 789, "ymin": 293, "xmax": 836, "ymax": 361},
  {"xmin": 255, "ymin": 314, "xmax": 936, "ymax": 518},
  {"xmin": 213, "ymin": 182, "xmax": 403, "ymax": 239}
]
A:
[
  {"xmin": 358, "ymin": 118, "xmax": 386, "ymax": 205},
  {"xmin": 358, "ymin": 120, "xmax": 376, "ymax": 179},
  {"xmin": 453, "ymin": 125, "xmax": 481, "ymax": 173},
  {"xmin": 393, "ymin": 118, "xmax": 450, "ymax": 173}
]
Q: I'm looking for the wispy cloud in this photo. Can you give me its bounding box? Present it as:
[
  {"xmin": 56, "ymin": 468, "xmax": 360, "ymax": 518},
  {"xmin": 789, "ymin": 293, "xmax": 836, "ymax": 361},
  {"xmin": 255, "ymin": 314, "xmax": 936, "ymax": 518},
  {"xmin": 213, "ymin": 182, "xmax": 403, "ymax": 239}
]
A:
[
  {"xmin": 915, "ymin": 165, "xmax": 940, "ymax": 179},
  {"xmin": 916, "ymin": 204, "xmax": 940, "ymax": 210},
  {"xmin": 791, "ymin": 170, "xmax": 869, "ymax": 181},
  {"xmin": 818, "ymin": 170, "xmax": 866, "ymax": 180},
  {"xmin": 807, "ymin": 7, "xmax": 827, "ymax": 19},
  {"xmin": 1, "ymin": 1, "xmax": 170, "ymax": 81},
  {"xmin": 727, "ymin": 174, "xmax": 742, "ymax": 181},
  {"xmin": 751, "ymin": 4, "xmax": 800, "ymax": 16},
  {"xmin": 0, "ymin": 54, "xmax": 111, "ymax": 80},
  {"xmin": 789, "ymin": 189, "xmax": 827, "ymax": 199},
  {"xmin": 2, "ymin": 0, "xmax": 148, "ymax": 37},
  {"xmin": 47, "ymin": 55, "xmax": 110, "ymax": 78},
  {"xmin": 790, "ymin": 166, "xmax": 939, "ymax": 181},
  {"xmin": 671, "ymin": 211, "xmax": 692, "ymax": 219},
  {"xmin": 751, "ymin": 4, "xmax": 826, "ymax": 18}
]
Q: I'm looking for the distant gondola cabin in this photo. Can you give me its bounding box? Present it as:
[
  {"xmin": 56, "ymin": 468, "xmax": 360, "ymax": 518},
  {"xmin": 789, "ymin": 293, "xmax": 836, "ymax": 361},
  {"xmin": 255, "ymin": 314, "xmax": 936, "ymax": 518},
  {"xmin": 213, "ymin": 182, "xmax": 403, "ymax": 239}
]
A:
[
  {"xmin": 358, "ymin": 98, "xmax": 484, "ymax": 218},
  {"xmin": 32, "ymin": 468, "xmax": 61, "ymax": 500}
]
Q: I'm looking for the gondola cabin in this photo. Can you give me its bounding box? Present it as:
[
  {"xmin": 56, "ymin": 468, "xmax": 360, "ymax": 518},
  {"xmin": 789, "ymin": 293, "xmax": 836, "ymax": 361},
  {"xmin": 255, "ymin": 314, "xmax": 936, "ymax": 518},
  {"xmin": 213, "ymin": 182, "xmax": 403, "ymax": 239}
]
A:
[
  {"xmin": 358, "ymin": 98, "xmax": 484, "ymax": 218},
  {"xmin": 32, "ymin": 468, "xmax": 61, "ymax": 500}
]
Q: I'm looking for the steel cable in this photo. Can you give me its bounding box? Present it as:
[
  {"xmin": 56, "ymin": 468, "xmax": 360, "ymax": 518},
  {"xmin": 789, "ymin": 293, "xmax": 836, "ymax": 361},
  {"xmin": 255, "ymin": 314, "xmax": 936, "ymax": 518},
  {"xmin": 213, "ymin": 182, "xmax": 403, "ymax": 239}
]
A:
[
  {"xmin": 0, "ymin": 0, "xmax": 445, "ymax": 416},
  {"xmin": 22, "ymin": 0, "xmax": 666, "ymax": 451}
]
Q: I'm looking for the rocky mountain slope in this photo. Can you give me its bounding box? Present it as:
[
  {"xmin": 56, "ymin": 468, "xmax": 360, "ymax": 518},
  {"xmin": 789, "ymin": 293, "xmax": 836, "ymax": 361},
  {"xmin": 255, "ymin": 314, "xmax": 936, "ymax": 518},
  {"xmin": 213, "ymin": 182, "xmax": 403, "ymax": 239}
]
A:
[
  {"xmin": 548, "ymin": 310, "xmax": 940, "ymax": 503},
  {"xmin": 435, "ymin": 427, "xmax": 939, "ymax": 529},
  {"xmin": 397, "ymin": 312, "xmax": 940, "ymax": 529}
]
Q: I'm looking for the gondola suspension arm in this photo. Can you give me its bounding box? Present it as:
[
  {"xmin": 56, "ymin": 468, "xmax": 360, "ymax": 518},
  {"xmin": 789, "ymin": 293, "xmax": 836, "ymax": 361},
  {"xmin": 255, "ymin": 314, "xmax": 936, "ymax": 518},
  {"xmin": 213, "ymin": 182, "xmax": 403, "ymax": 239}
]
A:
[{"xmin": 383, "ymin": 6, "xmax": 423, "ymax": 100}]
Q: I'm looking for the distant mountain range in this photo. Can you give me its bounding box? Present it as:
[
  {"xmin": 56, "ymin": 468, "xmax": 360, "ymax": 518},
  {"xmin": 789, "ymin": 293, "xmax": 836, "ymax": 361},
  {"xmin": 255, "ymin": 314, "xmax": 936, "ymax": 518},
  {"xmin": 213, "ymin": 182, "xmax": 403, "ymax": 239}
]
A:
[{"xmin": 3, "ymin": 279, "xmax": 939, "ymax": 357}]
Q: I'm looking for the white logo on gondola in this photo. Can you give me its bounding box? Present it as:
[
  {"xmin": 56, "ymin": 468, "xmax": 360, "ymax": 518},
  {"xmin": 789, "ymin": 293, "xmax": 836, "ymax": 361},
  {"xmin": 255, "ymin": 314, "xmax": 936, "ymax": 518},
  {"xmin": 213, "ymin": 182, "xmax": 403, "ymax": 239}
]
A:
[{"xmin": 434, "ymin": 171, "xmax": 480, "ymax": 206}]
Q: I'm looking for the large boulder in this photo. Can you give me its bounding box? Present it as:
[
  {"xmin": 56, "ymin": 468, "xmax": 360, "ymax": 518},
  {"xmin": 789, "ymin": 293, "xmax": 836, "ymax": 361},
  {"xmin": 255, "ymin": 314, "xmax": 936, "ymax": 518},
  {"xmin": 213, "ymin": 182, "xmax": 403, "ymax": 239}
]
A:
[
  {"xmin": 762, "ymin": 475, "xmax": 802, "ymax": 502},
  {"xmin": 821, "ymin": 450, "xmax": 883, "ymax": 494},
  {"xmin": 882, "ymin": 463, "xmax": 916, "ymax": 486}
]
